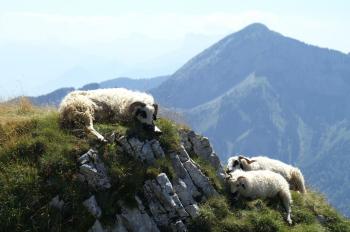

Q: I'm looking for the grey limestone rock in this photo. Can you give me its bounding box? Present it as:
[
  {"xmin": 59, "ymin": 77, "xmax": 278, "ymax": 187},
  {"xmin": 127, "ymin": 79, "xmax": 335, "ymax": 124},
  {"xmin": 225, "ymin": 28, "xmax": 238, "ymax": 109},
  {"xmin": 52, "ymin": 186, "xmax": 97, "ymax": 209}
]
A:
[
  {"xmin": 180, "ymin": 129, "xmax": 226, "ymax": 180},
  {"xmin": 143, "ymin": 173, "xmax": 190, "ymax": 228},
  {"xmin": 117, "ymin": 136, "xmax": 165, "ymax": 164},
  {"xmin": 82, "ymin": 129, "xmax": 223, "ymax": 231},
  {"xmin": 115, "ymin": 196, "xmax": 160, "ymax": 232},
  {"xmin": 78, "ymin": 149, "xmax": 111, "ymax": 189},
  {"xmin": 49, "ymin": 195, "xmax": 64, "ymax": 211},
  {"xmin": 83, "ymin": 195, "xmax": 102, "ymax": 218},
  {"xmin": 183, "ymin": 160, "xmax": 218, "ymax": 197},
  {"xmin": 88, "ymin": 220, "xmax": 105, "ymax": 232}
]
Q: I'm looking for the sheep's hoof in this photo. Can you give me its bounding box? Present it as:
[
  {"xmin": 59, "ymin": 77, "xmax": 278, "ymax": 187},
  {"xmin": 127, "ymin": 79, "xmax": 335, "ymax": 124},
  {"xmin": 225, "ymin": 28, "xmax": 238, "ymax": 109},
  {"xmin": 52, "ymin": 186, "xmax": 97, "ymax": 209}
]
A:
[
  {"xmin": 98, "ymin": 137, "xmax": 108, "ymax": 143},
  {"xmin": 154, "ymin": 125, "xmax": 162, "ymax": 135}
]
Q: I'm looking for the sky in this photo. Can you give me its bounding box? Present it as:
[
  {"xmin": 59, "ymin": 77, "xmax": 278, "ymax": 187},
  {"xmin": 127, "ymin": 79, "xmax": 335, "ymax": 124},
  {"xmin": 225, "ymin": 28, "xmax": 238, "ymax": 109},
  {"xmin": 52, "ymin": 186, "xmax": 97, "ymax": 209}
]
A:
[{"xmin": 0, "ymin": 0, "xmax": 349, "ymax": 98}]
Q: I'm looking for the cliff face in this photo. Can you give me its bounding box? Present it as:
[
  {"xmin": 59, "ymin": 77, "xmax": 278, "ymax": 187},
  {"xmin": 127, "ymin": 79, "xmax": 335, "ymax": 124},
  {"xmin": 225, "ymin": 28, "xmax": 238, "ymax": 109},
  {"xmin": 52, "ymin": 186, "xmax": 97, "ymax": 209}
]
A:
[{"xmin": 75, "ymin": 128, "xmax": 225, "ymax": 232}]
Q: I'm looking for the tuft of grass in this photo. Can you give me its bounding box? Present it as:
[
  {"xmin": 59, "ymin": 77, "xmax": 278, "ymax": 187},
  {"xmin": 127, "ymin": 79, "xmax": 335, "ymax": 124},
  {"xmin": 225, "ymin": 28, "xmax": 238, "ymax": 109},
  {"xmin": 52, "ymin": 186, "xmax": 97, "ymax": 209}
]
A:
[
  {"xmin": 0, "ymin": 98, "xmax": 54, "ymax": 125},
  {"xmin": 145, "ymin": 156, "xmax": 176, "ymax": 180},
  {"xmin": 94, "ymin": 122, "xmax": 128, "ymax": 138},
  {"xmin": 16, "ymin": 97, "xmax": 34, "ymax": 114},
  {"xmin": 188, "ymin": 196, "xmax": 231, "ymax": 232},
  {"xmin": 155, "ymin": 118, "xmax": 181, "ymax": 152}
]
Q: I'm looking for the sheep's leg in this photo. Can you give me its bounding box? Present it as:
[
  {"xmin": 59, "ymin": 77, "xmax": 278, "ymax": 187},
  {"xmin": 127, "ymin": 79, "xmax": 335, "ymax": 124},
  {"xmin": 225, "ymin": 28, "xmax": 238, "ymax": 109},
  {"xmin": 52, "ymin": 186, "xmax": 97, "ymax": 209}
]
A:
[
  {"xmin": 279, "ymin": 191, "xmax": 292, "ymax": 225},
  {"xmin": 86, "ymin": 116, "xmax": 107, "ymax": 142}
]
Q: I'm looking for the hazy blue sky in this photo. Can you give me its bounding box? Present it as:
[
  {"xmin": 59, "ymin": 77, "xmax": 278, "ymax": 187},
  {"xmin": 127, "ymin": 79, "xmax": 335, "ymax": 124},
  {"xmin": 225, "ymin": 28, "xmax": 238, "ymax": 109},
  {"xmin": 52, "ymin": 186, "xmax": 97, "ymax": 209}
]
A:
[{"xmin": 0, "ymin": 0, "xmax": 349, "ymax": 98}]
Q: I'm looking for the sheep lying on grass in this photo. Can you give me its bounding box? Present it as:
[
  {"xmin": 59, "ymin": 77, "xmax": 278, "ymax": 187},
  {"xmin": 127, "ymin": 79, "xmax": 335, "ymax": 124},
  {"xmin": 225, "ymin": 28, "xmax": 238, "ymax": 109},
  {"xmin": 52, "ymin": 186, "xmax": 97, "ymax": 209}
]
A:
[
  {"xmin": 59, "ymin": 88, "xmax": 161, "ymax": 142},
  {"xmin": 227, "ymin": 169, "xmax": 293, "ymax": 224},
  {"xmin": 227, "ymin": 155, "xmax": 306, "ymax": 194}
]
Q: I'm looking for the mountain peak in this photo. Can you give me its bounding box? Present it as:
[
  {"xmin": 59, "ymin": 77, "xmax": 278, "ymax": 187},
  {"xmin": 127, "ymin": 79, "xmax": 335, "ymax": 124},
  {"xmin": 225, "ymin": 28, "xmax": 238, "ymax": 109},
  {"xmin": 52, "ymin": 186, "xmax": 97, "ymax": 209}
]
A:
[
  {"xmin": 234, "ymin": 22, "xmax": 273, "ymax": 38},
  {"xmin": 242, "ymin": 22, "xmax": 270, "ymax": 32}
]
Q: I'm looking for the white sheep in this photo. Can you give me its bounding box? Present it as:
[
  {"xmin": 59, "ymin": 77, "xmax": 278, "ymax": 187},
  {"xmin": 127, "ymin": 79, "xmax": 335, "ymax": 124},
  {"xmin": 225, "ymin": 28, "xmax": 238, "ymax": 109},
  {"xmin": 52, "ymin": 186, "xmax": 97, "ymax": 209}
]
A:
[
  {"xmin": 227, "ymin": 155, "xmax": 306, "ymax": 194},
  {"xmin": 227, "ymin": 169, "xmax": 293, "ymax": 224},
  {"xmin": 59, "ymin": 88, "xmax": 161, "ymax": 142}
]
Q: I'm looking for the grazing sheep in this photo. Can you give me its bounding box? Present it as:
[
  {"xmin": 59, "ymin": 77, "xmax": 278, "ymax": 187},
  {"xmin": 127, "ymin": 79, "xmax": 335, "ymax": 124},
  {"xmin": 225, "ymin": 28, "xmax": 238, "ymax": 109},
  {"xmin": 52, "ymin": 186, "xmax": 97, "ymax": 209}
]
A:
[
  {"xmin": 227, "ymin": 155, "xmax": 306, "ymax": 194},
  {"xmin": 59, "ymin": 88, "xmax": 161, "ymax": 142},
  {"xmin": 227, "ymin": 169, "xmax": 293, "ymax": 224}
]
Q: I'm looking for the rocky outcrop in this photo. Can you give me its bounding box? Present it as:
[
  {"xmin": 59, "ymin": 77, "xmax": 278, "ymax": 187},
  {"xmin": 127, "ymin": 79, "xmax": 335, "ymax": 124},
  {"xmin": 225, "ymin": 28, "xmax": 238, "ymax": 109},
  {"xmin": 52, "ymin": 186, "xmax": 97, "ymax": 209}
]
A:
[
  {"xmin": 179, "ymin": 129, "xmax": 226, "ymax": 180},
  {"xmin": 78, "ymin": 129, "xmax": 224, "ymax": 232},
  {"xmin": 78, "ymin": 149, "xmax": 111, "ymax": 189},
  {"xmin": 83, "ymin": 195, "xmax": 102, "ymax": 219},
  {"xmin": 115, "ymin": 198, "xmax": 160, "ymax": 232},
  {"xmin": 117, "ymin": 136, "xmax": 165, "ymax": 164}
]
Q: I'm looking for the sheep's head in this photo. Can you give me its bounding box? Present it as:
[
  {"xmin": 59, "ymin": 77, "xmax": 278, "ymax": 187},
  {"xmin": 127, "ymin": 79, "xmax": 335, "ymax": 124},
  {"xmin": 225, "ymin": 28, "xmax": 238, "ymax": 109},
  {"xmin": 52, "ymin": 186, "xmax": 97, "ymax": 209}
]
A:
[
  {"xmin": 227, "ymin": 176, "xmax": 247, "ymax": 199},
  {"xmin": 226, "ymin": 155, "xmax": 256, "ymax": 174},
  {"xmin": 226, "ymin": 156, "xmax": 243, "ymax": 174},
  {"xmin": 129, "ymin": 102, "xmax": 162, "ymax": 134}
]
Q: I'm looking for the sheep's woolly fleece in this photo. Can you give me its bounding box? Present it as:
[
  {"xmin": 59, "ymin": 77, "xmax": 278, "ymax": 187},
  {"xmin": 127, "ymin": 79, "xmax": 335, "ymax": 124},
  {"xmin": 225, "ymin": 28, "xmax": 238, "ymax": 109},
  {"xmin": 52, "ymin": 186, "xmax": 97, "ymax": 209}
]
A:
[
  {"xmin": 59, "ymin": 88, "xmax": 155, "ymax": 121},
  {"xmin": 58, "ymin": 88, "xmax": 156, "ymax": 141},
  {"xmin": 228, "ymin": 169, "xmax": 293, "ymax": 224},
  {"xmin": 228, "ymin": 169, "xmax": 291, "ymax": 200},
  {"xmin": 227, "ymin": 156, "xmax": 306, "ymax": 193}
]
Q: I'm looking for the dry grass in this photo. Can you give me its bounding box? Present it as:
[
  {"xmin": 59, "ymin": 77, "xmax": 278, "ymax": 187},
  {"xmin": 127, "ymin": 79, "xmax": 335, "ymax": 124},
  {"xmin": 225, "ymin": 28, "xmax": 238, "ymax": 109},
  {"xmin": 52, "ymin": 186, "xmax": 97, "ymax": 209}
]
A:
[
  {"xmin": 0, "ymin": 98, "xmax": 56, "ymax": 146},
  {"xmin": 0, "ymin": 97, "xmax": 55, "ymax": 124}
]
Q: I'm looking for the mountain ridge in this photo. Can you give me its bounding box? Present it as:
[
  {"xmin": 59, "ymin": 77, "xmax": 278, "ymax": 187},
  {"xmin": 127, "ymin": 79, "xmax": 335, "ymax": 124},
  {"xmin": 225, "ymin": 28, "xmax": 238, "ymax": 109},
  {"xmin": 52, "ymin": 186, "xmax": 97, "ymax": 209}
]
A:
[
  {"xmin": 152, "ymin": 23, "xmax": 350, "ymax": 109},
  {"xmin": 18, "ymin": 75, "xmax": 169, "ymax": 106},
  {"xmin": 151, "ymin": 23, "xmax": 350, "ymax": 217}
]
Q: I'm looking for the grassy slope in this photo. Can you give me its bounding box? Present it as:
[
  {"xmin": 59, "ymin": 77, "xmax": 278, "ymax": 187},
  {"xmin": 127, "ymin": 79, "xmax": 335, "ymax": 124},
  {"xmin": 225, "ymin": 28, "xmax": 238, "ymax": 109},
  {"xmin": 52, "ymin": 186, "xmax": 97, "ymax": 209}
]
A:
[{"xmin": 0, "ymin": 101, "xmax": 349, "ymax": 232}]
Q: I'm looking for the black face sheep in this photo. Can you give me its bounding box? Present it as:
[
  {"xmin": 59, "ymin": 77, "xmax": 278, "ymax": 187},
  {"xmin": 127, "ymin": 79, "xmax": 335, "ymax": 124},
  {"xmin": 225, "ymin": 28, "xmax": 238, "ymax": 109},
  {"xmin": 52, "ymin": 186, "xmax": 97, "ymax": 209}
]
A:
[
  {"xmin": 226, "ymin": 155, "xmax": 306, "ymax": 194},
  {"xmin": 59, "ymin": 88, "xmax": 161, "ymax": 142},
  {"xmin": 227, "ymin": 169, "xmax": 293, "ymax": 225}
]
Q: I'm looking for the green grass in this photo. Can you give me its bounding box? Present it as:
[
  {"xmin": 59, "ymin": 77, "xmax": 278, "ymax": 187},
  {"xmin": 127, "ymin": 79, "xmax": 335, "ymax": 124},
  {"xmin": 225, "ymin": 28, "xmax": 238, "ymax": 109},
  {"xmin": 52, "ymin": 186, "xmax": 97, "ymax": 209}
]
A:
[
  {"xmin": 0, "ymin": 109, "xmax": 93, "ymax": 231},
  {"xmin": 1, "ymin": 104, "xmax": 349, "ymax": 232},
  {"xmin": 155, "ymin": 118, "xmax": 181, "ymax": 152},
  {"xmin": 188, "ymin": 191, "xmax": 350, "ymax": 232}
]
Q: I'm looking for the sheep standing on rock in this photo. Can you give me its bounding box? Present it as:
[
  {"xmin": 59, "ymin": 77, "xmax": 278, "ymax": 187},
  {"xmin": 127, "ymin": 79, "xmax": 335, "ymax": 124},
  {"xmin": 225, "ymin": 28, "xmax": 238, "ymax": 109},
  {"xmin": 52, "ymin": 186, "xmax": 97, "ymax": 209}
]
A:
[
  {"xmin": 227, "ymin": 169, "xmax": 293, "ymax": 224},
  {"xmin": 227, "ymin": 155, "xmax": 306, "ymax": 194},
  {"xmin": 59, "ymin": 88, "xmax": 161, "ymax": 142}
]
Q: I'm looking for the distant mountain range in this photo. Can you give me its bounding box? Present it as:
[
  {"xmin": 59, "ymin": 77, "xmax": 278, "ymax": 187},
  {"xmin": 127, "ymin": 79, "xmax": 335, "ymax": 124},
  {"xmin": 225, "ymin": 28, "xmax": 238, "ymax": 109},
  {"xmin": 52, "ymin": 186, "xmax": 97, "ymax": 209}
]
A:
[
  {"xmin": 28, "ymin": 75, "xmax": 169, "ymax": 106},
  {"xmin": 151, "ymin": 23, "xmax": 350, "ymax": 216}
]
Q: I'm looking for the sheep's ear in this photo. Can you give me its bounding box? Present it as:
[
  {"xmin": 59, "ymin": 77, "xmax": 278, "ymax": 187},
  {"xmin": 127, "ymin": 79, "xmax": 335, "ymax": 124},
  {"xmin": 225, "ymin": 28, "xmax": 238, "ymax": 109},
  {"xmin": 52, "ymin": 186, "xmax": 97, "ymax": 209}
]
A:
[
  {"xmin": 129, "ymin": 101, "xmax": 146, "ymax": 117},
  {"xmin": 153, "ymin": 103, "xmax": 158, "ymax": 120}
]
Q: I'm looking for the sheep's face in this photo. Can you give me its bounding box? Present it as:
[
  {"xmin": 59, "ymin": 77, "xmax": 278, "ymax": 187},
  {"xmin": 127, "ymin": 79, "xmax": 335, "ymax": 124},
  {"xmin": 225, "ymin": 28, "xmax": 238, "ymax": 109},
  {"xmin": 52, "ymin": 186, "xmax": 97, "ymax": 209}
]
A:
[
  {"xmin": 132, "ymin": 103, "xmax": 162, "ymax": 134},
  {"xmin": 226, "ymin": 156, "xmax": 243, "ymax": 174},
  {"xmin": 228, "ymin": 176, "xmax": 246, "ymax": 198},
  {"xmin": 135, "ymin": 104, "xmax": 154, "ymax": 125}
]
